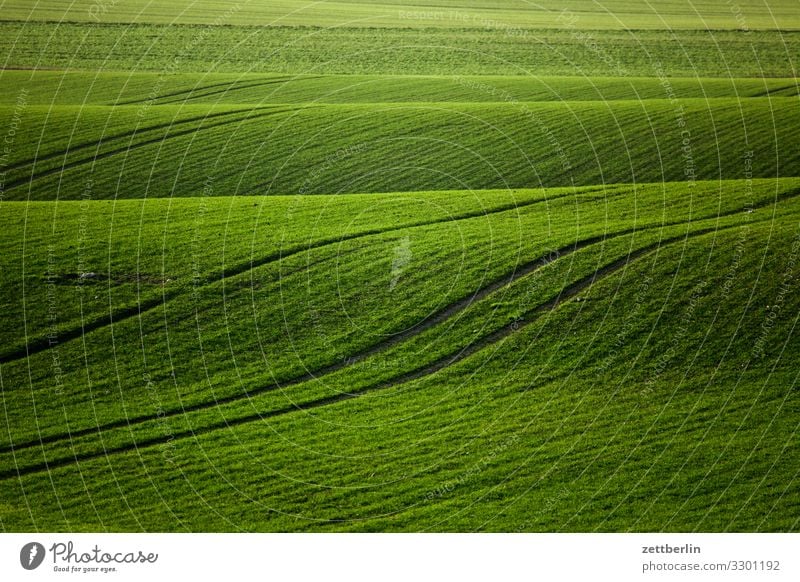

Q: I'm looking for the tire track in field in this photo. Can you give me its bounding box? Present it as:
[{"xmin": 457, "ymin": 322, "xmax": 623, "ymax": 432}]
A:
[
  {"xmin": 752, "ymin": 84, "xmax": 799, "ymax": 98},
  {"xmin": 2, "ymin": 107, "xmax": 303, "ymax": 191},
  {"xmin": 3, "ymin": 225, "xmax": 618, "ymax": 451},
  {"xmin": 3, "ymin": 108, "xmax": 253, "ymax": 173},
  {"xmin": 218, "ymin": 183, "xmax": 800, "ymax": 283},
  {"xmin": 7, "ymin": 75, "xmax": 325, "ymax": 171},
  {"xmin": 152, "ymin": 76, "xmax": 325, "ymax": 106},
  {"xmin": 0, "ymin": 223, "xmax": 737, "ymax": 479},
  {"xmin": 113, "ymin": 76, "xmax": 287, "ymax": 105},
  {"xmin": 0, "ymin": 207, "xmax": 752, "ymax": 456},
  {"xmin": 2, "ymin": 182, "xmax": 796, "ymax": 442},
  {"xmin": 0, "ymin": 186, "xmax": 608, "ymax": 366},
  {"xmin": 3, "ymin": 186, "xmax": 796, "ymax": 456},
  {"xmin": 0, "ymin": 243, "xmax": 364, "ymax": 367}
]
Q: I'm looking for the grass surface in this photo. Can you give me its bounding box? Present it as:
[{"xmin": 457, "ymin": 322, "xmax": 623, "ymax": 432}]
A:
[
  {"xmin": 2, "ymin": 179, "xmax": 800, "ymax": 530},
  {"xmin": 1, "ymin": 0, "xmax": 799, "ymax": 532},
  {"xmin": 3, "ymin": 71, "xmax": 798, "ymax": 106},
  {"xmin": 3, "ymin": 0, "xmax": 800, "ymax": 29},
  {"xmin": 1, "ymin": 96, "xmax": 798, "ymax": 200},
  {"xmin": 1, "ymin": 23, "xmax": 798, "ymax": 77}
]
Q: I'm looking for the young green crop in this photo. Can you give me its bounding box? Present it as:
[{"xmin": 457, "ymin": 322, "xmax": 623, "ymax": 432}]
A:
[
  {"xmin": 2, "ymin": 178, "xmax": 798, "ymax": 475},
  {"xmin": 5, "ymin": 0, "xmax": 800, "ymax": 29},
  {"xmin": 2, "ymin": 0, "xmax": 799, "ymax": 535},
  {"xmin": 2, "ymin": 22, "xmax": 798, "ymax": 77},
  {"xmin": 2, "ymin": 207, "xmax": 797, "ymax": 531},
  {"xmin": 2, "ymin": 99, "xmax": 798, "ymax": 201},
  {"xmin": 2, "ymin": 71, "xmax": 796, "ymax": 106}
]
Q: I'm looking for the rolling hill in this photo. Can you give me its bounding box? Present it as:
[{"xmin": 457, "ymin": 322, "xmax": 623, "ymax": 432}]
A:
[{"xmin": 0, "ymin": 0, "xmax": 798, "ymax": 532}]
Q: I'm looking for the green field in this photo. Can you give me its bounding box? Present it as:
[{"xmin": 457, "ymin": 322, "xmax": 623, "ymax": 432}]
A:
[
  {"xmin": 3, "ymin": 22, "xmax": 799, "ymax": 76},
  {"xmin": 4, "ymin": 0, "xmax": 800, "ymax": 29},
  {"xmin": 1, "ymin": 1, "xmax": 799, "ymax": 532}
]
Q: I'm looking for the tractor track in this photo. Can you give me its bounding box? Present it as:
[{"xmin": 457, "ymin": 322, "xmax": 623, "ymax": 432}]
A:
[
  {"xmin": 0, "ymin": 186, "xmax": 610, "ymax": 365},
  {"xmin": 0, "ymin": 221, "xmax": 740, "ymax": 478}
]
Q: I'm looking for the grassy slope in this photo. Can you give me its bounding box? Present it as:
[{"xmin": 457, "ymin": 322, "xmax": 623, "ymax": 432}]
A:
[
  {"xmin": 2, "ymin": 97, "xmax": 798, "ymax": 200},
  {"xmin": 2, "ymin": 71, "xmax": 797, "ymax": 106},
  {"xmin": 3, "ymin": 0, "xmax": 799, "ymax": 29},
  {"xmin": 1, "ymin": 23, "xmax": 798, "ymax": 77},
  {"xmin": 1, "ymin": 181, "xmax": 799, "ymax": 531},
  {"xmin": 3, "ymin": 180, "xmax": 794, "ymax": 442},
  {"xmin": 1, "ymin": 70, "xmax": 796, "ymax": 202},
  {"xmin": 0, "ymin": 186, "xmax": 582, "ymax": 362},
  {"xmin": 1, "ymin": 0, "xmax": 799, "ymax": 533}
]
